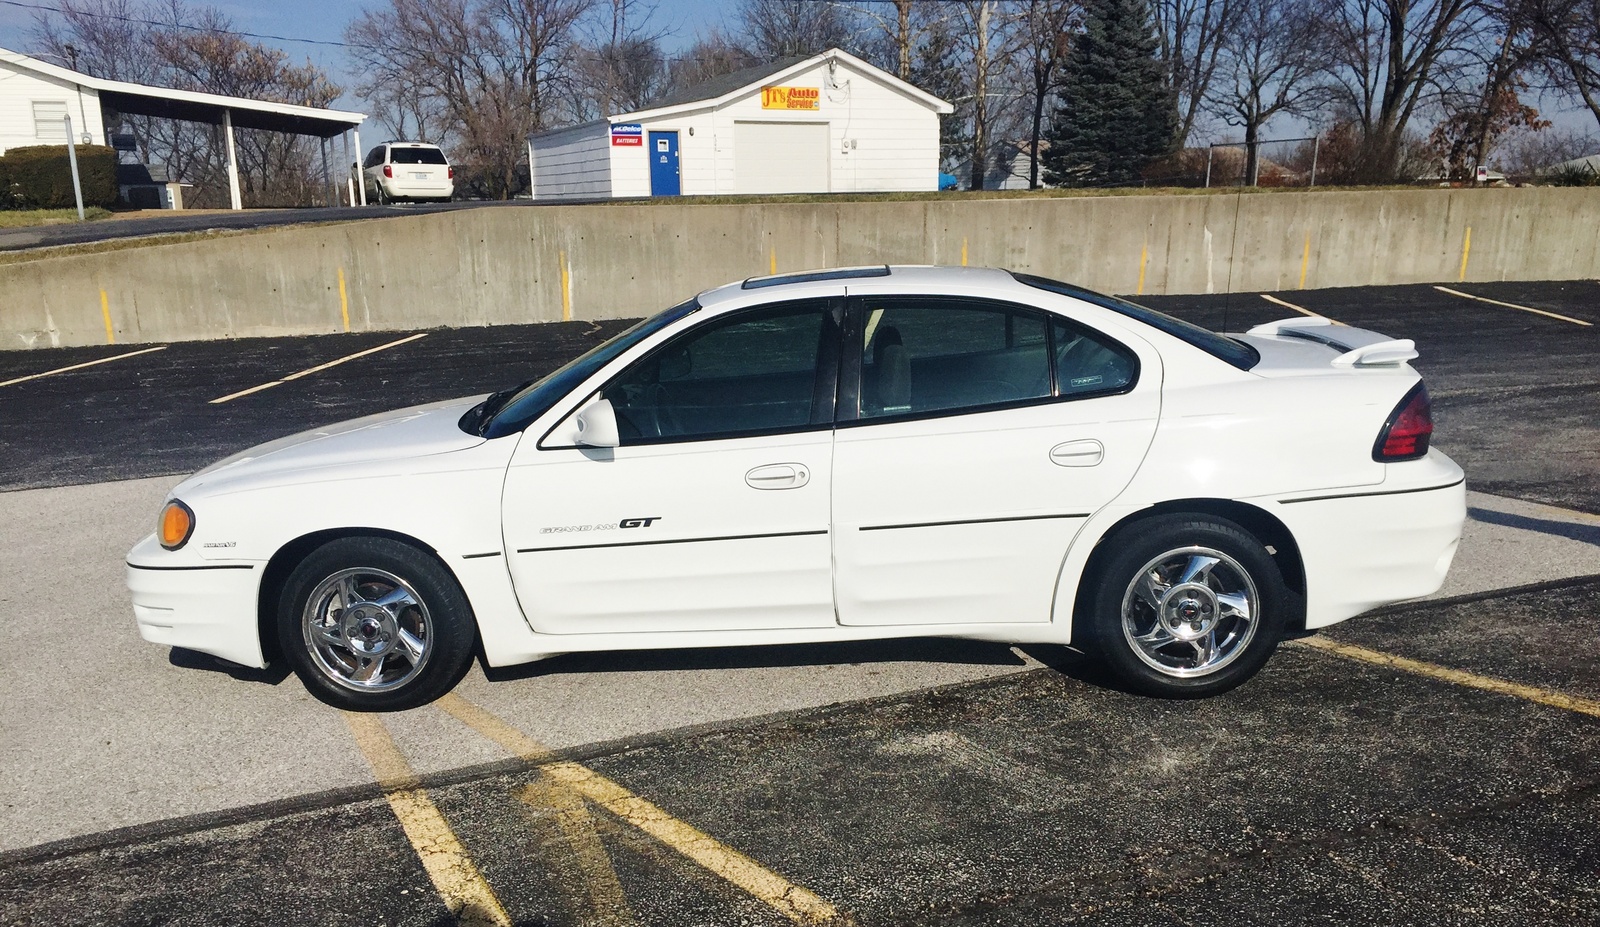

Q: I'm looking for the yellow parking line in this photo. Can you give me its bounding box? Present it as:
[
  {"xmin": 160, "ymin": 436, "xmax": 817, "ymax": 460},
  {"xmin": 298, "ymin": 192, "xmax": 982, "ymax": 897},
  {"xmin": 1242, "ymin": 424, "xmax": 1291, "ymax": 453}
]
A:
[
  {"xmin": 343, "ymin": 712, "xmax": 512, "ymax": 927},
  {"xmin": 436, "ymin": 694, "xmax": 842, "ymax": 925},
  {"xmin": 1433, "ymin": 286, "xmax": 1592, "ymax": 327},
  {"xmin": 1260, "ymin": 293, "xmax": 1342, "ymax": 324},
  {"xmin": 435, "ymin": 695, "xmax": 636, "ymax": 924},
  {"xmin": 1295, "ymin": 637, "xmax": 1600, "ymax": 719},
  {"xmin": 209, "ymin": 332, "xmax": 427, "ymax": 404},
  {"xmin": 100, "ymin": 289, "xmax": 115, "ymax": 344},
  {"xmin": 0, "ymin": 345, "xmax": 166, "ymax": 388}
]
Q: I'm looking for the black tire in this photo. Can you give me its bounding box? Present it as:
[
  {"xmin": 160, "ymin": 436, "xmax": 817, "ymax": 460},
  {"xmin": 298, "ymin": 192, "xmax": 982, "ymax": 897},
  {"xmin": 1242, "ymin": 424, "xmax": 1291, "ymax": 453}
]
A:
[
  {"xmin": 1081, "ymin": 515, "xmax": 1289, "ymax": 698},
  {"xmin": 278, "ymin": 536, "xmax": 476, "ymax": 711}
]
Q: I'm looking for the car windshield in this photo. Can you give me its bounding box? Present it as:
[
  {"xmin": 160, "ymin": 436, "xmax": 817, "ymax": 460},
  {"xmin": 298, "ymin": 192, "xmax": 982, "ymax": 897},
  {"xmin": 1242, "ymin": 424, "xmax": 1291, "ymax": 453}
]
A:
[
  {"xmin": 475, "ymin": 298, "xmax": 701, "ymax": 438},
  {"xmin": 1011, "ymin": 272, "xmax": 1260, "ymax": 371},
  {"xmin": 390, "ymin": 147, "xmax": 448, "ymax": 165}
]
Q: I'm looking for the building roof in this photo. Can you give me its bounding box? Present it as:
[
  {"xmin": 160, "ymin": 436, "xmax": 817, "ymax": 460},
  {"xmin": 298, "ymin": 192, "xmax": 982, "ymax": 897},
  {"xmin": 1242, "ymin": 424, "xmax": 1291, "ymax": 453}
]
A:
[
  {"xmin": 605, "ymin": 47, "xmax": 953, "ymax": 126},
  {"xmin": 647, "ymin": 57, "xmax": 805, "ymax": 110},
  {"xmin": 0, "ymin": 46, "xmax": 365, "ymax": 138}
]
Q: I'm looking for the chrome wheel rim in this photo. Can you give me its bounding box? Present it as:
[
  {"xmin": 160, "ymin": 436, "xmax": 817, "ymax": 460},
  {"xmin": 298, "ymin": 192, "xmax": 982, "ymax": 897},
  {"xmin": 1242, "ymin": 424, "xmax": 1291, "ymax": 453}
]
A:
[
  {"xmin": 1120, "ymin": 546, "xmax": 1259, "ymax": 678},
  {"xmin": 302, "ymin": 567, "xmax": 433, "ymax": 693}
]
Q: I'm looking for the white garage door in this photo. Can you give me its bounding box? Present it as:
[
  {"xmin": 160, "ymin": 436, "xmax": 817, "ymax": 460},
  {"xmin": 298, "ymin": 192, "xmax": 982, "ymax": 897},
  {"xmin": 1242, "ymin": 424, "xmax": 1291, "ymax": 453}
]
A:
[{"xmin": 734, "ymin": 122, "xmax": 830, "ymax": 194}]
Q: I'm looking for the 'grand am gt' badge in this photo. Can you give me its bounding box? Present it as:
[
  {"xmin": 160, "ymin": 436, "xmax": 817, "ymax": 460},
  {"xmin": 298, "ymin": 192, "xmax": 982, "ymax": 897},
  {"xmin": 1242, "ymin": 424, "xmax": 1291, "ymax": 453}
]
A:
[{"xmin": 540, "ymin": 517, "xmax": 662, "ymax": 535}]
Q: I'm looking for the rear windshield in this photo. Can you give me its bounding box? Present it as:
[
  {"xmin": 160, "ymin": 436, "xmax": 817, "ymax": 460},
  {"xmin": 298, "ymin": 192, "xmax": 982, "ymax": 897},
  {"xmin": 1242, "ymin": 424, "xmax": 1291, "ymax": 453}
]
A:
[
  {"xmin": 390, "ymin": 147, "xmax": 448, "ymax": 165},
  {"xmin": 1012, "ymin": 272, "xmax": 1260, "ymax": 371}
]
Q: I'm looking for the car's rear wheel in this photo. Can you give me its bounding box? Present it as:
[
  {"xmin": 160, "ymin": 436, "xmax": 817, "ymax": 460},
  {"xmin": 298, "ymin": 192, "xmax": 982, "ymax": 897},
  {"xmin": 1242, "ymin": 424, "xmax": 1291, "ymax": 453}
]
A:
[
  {"xmin": 1083, "ymin": 516, "xmax": 1288, "ymax": 698},
  {"xmin": 278, "ymin": 537, "xmax": 476, "ymax": 711}
]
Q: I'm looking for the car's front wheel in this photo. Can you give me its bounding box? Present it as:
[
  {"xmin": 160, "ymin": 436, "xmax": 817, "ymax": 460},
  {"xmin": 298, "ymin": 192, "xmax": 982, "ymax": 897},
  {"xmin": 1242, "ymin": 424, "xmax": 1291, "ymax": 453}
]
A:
[
  {"xmin": 1083, "ymin": 516, "xmax": 1290, "ymax": 698},
  {"xmin": 278, "ymin": 537, "xmax": 476, "ymax": 711}
]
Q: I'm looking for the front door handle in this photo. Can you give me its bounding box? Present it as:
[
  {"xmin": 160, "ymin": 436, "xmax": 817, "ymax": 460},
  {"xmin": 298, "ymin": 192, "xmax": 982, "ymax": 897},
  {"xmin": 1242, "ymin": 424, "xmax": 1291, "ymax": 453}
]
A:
[
  {"xmin": 1050, "ymin": 440, "xmax": 1104, "ymax": 467},
  {"xmin": 746, "ymin": 463, "xmax": 811, "ymax": 490}
]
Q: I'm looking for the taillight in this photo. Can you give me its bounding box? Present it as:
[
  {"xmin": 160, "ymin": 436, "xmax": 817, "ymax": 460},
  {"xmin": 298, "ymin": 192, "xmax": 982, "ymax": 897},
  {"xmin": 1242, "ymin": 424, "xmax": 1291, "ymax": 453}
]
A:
[
  {"xmin": 382, "ymin": 165, "xmax": 392, "ymax": 178},
  {"xmin": 1373, "ymin": 382, "xmax": 1433, "ymax": 461},
  {"xmin": 447, "ymin": 166, "xmax": 454, "ymax": 179}
]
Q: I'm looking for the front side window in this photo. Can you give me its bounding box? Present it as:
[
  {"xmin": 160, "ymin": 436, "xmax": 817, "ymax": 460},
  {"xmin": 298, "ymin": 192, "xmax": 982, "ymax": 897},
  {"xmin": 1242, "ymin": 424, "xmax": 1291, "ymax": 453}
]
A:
[
  {"xmin": 604, "ymin": 302, "xmax": 832, "ymax": 444},
  {"xmin": 856, "ymin": 299, "xmax": 1053, "ymax": 419}
]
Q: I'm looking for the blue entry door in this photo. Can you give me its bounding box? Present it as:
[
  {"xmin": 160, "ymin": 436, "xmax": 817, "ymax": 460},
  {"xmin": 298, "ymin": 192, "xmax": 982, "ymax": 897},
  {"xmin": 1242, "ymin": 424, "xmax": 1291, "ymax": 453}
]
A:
[{"xmin": 649, "ymin": 131, "xmax": 680, "ymax": 196}]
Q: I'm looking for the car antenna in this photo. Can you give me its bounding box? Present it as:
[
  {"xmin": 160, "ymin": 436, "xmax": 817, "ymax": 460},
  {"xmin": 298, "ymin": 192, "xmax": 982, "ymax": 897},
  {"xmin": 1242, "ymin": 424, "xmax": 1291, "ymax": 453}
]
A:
[{"xmin": 1222, "ymin": 185, "xmax": 1245, "ymax": 334}]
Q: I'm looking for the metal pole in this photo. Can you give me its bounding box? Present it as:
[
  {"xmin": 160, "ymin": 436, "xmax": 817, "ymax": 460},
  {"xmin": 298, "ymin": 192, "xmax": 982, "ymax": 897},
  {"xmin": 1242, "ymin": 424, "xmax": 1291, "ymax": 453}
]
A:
[
  {"xmin": 1309, "ymin": 135, "xmax": 1319, "ymax": 189},
  {"xmin": 1205, "ymin": 146, "xmax": 1213, "ymax": 189},
  {"xmin": 223, "ymin": 108, "xmax": 243, "ymax": 210},
  {"xmin": 63, "ymin": 114, "xmax": 85, "ymax": 220},
  {"xmin": 353, "ymin": 127, "xmax": 367, "ymax": 206},
  {"xmin": 320, "ymin": 137, "xmax": 332, "ymax": 207}
]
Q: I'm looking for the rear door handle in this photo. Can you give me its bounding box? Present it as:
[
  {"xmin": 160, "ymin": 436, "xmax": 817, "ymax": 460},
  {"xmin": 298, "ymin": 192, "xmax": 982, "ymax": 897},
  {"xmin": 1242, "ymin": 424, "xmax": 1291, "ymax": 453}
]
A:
[
  {"xmin": 1050, "ymin": 440, "xmax": 1104, "ymax": 467},
  {"xmin": 746, "ymin": 463, "xmax": 811, "ymax": 489}
]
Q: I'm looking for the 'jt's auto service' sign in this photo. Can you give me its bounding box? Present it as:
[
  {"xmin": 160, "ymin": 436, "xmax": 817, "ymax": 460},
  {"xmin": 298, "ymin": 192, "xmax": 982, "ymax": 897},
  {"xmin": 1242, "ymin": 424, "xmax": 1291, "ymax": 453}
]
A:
[
  {"xmin": 761, "ymin": 86, "xmax": 820, "ymax": 110},
  {"xmin": 610, "ymin": 123, "xmax": 643, "ymax": 146}
]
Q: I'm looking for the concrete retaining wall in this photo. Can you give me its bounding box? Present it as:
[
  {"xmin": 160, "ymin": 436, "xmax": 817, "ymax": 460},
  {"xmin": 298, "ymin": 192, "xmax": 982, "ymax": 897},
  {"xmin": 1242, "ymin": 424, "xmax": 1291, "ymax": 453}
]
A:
[{"xmin": 3, "ymin": 187, "xmax": 1597, "ymax": 349}]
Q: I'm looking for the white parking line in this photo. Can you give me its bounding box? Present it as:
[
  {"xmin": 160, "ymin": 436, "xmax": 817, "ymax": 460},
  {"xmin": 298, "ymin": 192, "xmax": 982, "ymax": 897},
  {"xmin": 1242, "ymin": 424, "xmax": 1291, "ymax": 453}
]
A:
[
  {"xmin": 1433, "ymin": 286, "xmax": 1593, "ymax": 327},
  {"xmin": 0, "ymin": 345, "xmax": 167, "ymax": 388},
  {"xmin": 209, "ymin": 333, "xmax": 428, "ymax": 404},
  {"xmin": 1260, "ymin": 293, "xmax": 1342, "ymax": 324}
]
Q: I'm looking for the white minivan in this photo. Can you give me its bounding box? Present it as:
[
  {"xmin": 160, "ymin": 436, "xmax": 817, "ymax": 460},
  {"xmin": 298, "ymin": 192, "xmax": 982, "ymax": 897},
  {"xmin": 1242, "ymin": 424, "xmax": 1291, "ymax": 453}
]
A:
[{"xmin": 362, "ymin": 141, "xmax": 454, "ymax": 204}]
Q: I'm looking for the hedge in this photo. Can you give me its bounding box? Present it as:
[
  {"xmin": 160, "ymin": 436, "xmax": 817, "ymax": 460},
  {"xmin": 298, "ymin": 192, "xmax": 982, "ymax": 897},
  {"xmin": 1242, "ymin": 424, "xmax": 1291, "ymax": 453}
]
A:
[{"xmin": 1, "ymin": 145, "xmax": 118, "ymax": 209}]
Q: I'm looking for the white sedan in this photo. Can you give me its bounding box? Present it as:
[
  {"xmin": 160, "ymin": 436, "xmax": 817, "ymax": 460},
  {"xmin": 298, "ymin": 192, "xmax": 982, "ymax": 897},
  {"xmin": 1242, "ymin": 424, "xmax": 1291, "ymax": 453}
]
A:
[{"xmin": 128, "ymin": 266, "xmax": 1465, "ymax": 711}]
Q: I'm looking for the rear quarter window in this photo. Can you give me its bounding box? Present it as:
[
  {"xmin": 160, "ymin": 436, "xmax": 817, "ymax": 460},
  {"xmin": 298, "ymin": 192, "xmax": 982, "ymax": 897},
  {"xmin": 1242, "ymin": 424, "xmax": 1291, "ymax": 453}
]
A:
[{"xmin": 1012, "ymin": 272, "xmax": 1260, "ymax": 371}]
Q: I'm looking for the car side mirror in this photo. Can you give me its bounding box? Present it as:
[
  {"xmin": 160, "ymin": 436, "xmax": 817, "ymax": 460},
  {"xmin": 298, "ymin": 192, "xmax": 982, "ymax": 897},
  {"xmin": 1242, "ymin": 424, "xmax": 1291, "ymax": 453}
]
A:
[{"xmin": 574, "ymin": 398, "xmax": 620, "ymax": 448}]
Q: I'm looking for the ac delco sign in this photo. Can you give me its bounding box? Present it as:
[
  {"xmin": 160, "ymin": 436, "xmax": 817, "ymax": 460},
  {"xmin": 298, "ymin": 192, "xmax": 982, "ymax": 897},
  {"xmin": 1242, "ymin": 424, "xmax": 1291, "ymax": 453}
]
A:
[
  {"xmin": 761, "ymin": 86, "xmax": 820, "ymax": 111},
  {"xmin": 610, "ymin": 123, "xmax": 643, "ymax": 146}
]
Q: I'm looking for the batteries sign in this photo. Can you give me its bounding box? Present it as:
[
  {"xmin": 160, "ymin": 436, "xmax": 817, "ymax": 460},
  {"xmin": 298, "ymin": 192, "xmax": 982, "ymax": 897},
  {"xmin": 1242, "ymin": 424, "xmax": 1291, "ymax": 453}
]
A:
[{"xmin": 611, "ymin": 123, "xmax": 643, "ymax": 146}]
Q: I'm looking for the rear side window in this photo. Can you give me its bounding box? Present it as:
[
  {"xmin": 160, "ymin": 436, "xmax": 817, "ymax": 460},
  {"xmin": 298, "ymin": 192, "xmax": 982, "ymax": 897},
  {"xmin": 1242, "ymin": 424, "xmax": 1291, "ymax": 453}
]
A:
[
  {"xmin": 1013, "ymin": 272, "xmax": 1259, "ymax": 370},
  {"xmin": 858, "ymin": 299, "xmax": 1052, "ymax": 419},
  {"xmin": 389, "ymin": 147, "xmax": 449, "ymax": 165}
]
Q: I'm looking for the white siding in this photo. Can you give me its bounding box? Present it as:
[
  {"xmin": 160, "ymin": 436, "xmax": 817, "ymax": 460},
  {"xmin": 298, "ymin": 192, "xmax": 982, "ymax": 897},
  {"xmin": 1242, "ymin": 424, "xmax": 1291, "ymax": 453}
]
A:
[
  {"xmin": 529, "ymin": 122, "xmax": 612, "ymax": 201},
  {"xmin": 0, "ymin": 60, "xmax": 105, "ymax": 155}
]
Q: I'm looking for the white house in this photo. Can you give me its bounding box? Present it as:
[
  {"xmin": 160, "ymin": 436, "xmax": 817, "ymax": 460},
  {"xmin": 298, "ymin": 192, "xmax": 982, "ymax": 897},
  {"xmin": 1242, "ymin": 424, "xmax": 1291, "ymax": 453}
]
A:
[
  {"xmin": 528, "ymin": 49, "xmax": 954, "ymax": 201},
  {"xmin": 1, "ymin": 46, "xmax": 366, "ymax": 209}
]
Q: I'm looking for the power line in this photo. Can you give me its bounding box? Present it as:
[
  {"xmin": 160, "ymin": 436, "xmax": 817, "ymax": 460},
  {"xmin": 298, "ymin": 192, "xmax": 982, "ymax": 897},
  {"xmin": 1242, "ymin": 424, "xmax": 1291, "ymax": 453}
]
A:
[{"xmin": 0, "ymin": 0, "xmax": 362, "ymax": 50}]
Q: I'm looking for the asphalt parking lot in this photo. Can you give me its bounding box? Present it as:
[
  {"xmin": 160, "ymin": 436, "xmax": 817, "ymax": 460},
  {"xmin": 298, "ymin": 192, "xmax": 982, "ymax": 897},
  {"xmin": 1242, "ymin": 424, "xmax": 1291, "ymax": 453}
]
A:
[{"xmin": 2, "ymin": 279, "xmax": 1598, "ymax": 926}]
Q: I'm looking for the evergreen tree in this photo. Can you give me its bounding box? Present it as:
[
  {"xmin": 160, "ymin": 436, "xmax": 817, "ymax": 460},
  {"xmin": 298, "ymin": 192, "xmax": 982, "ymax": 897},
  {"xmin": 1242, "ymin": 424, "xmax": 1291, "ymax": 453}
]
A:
[{"xmin": 1042, "ymin": 0, "xmax": 1177, "ymax": 187}]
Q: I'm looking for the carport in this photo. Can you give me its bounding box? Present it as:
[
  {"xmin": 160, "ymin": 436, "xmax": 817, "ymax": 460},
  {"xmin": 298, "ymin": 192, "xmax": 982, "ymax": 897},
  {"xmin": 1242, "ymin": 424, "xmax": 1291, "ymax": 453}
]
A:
[
  {"xmin": 96, "ymin": 85, "xmax": 368, "ymax": 209},
  {"xmin": 0, "ymin": 47, "xmax": 367, "ymax": 210}
]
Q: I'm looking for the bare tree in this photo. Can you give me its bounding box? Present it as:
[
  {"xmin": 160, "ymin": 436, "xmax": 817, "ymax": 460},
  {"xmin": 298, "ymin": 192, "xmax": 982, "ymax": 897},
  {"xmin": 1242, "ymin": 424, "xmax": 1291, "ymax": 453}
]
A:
[
  {"xmin": 568, "ymin": 0, "xmax": 669, "ymax": 118},
  {"xmin": 1152, "ymin": 0, "xmax": 1236, "ymax": 148},
  {"xmin": 1318, "ymin": 0, "xmax": 1489, "ymax": 181},
  {"xmin": 1208, "ymin": 0, "xmax": 1324, "ymax": 184},
  {"xmin": 347, "ymin": 0, "xmax": 592, "ymax": 199},
  {"xmin": 1012, "ymin": 0, "xmax": 1079, "ymax": 187},
  {"xmin": 1521, "ymin": 0, "xmax": 1600, "ymax": 131},
  {"xmin": 736, "ymin": 0, "xmax": 857, "ymax": 59},
  {"xmin": 665, "ymin": 31, "xmax": 760, "ymax": 93}
]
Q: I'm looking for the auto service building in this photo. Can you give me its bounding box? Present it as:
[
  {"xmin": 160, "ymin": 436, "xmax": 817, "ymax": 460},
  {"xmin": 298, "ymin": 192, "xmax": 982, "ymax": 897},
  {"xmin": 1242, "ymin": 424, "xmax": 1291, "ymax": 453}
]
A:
[{"xmin": 527, "ymin": 49, "xmax": 952, "ymax": 201}]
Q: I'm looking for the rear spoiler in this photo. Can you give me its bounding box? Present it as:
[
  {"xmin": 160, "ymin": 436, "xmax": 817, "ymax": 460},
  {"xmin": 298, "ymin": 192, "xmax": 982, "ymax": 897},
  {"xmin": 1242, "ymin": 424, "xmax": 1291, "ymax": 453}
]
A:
[{"xmin": 1246, "ymin": 317, "xmax": 1418, "ymax": 368}]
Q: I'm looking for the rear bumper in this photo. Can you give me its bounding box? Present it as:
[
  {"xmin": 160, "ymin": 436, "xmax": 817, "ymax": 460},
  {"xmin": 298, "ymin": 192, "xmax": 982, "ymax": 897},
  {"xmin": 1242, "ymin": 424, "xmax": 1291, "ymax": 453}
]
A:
[
  {"xmin": 379, "ymin": 178, "xmax": 453, "ymax": 199},
  {"xmin": 1272, "ymin": 451, "xmax": 1466, "ymax": 629},
  {"xmin": 127, "ymin": 534, "xmax": 267, "ymax": 669}
]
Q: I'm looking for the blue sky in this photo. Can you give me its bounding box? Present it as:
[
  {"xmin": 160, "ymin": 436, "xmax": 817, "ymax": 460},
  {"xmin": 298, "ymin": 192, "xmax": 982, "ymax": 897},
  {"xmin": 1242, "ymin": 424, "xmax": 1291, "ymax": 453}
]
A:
[{"xmin": 0, "ymin": 0, "xmax": 725, "ymax": 101}]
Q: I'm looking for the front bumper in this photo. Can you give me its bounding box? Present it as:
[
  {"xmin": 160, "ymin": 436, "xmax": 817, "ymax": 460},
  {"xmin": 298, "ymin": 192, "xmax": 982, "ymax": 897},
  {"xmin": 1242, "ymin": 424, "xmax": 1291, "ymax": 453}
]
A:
[{"xmin": 127, "ymin": 533, "xmax": 268, "ymax": 669}]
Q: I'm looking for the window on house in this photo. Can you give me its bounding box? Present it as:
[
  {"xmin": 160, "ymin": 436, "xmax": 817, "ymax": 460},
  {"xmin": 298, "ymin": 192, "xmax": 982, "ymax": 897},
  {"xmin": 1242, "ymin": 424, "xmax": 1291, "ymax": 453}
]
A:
[{"xmin": 33, "ymin": 102, "xmax": 69, "ymax": 141}]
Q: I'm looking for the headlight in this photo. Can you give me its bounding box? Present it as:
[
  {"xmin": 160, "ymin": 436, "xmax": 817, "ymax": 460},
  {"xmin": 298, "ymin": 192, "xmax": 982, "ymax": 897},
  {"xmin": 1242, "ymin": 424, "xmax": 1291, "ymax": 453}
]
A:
[{"xmin": 159, "ymin": 500, "xmax": 195, "ymax": 550}]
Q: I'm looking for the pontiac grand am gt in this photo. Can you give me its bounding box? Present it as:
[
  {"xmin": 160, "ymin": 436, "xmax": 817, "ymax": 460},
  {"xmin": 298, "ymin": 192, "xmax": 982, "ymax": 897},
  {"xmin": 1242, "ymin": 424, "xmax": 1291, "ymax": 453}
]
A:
[{"xmin": 128, "ymin": 266, "xmax": 1465, "ymax": 711}]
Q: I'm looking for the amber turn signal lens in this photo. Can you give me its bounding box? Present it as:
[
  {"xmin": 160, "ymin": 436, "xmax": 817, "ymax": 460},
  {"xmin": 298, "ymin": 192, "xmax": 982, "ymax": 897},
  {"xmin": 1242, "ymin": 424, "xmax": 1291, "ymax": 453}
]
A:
[{"xmin": 159, "ymin": 500, "xmax": 195, "ymax": 550}]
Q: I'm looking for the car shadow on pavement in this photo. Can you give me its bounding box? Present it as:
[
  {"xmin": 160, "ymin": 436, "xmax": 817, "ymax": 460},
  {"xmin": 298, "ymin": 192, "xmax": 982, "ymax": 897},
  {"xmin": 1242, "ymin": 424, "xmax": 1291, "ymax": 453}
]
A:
[
  {"xmin": 481, "ymin": 636, "xmax": 1028, "ymax": 683},
  {"xmin": 1011, "ymin": 643, "xmax": 1143, "ymax": 695},
  {"xmin": 1468, "ymin": 506, "xmax": 1600, "ymax": 547},
  {"xmin": 168, "ymin": 647, "xmax": 292, "ymax": 685}
]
